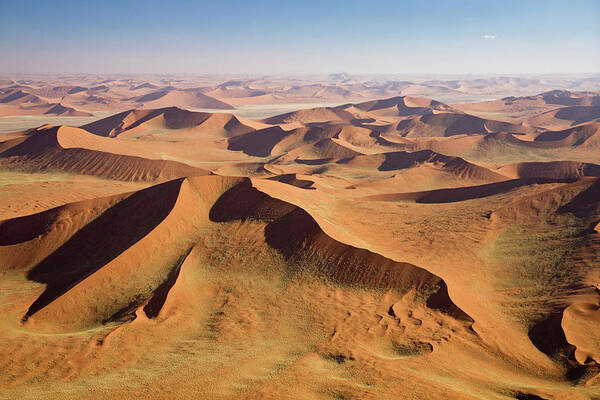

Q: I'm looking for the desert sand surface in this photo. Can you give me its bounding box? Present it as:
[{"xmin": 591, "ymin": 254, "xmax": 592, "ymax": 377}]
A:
[
  {"xmin": 1, "ymin": 73, "xmax": 599, "ymax": 116},
  {"xmin": 1, "ymin": 81, "xmax": 600, "ymax": 400}
]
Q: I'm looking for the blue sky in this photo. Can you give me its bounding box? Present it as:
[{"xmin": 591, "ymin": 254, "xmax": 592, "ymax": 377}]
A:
[{"xmin": 1, "ymin": 0, "xmax": 598, "ymax": 74}]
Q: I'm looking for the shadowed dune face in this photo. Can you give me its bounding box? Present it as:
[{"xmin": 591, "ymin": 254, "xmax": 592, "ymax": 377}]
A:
[
  {"xmin": 266, "ymin": 173, "xmax": 315, "ymax": 189},
  {"xmin": 227, "ymin": 126, "xmax": 289, "ymax": 157},
  {"xmin": 79, "ymin": 108, "xmax": 189, "ymax": 137},
  {"xmin": 534, "ymin": 122, "xmax": 600, "ymax": 147},
  {"xmin": 350, "ymin": 96, "xmax": 453, "ymax": 116},
  {"xmin": 526, "ymin": 106, "xmax": 600, "ymax": 129},
  {"xmin": 131, "ymin": 88, "xmax": 234, "ymax": 110},
  {"xmin": 0, "ymin": 125, "xmax": 211, "ymax": 181},
  {"xmin": 499, "ymin": 161, "xmax": 600, "ymax": 179},
  {"xmin": 539, "ymin": 90, "xmax": 600, "ymax": 107},
  {"xmin": 23, "ymin": 179, "xmax": 185, "ymax": 322},
  {"xmin": 376, "ymin": 150, "xmax": 505, "ymax": 179},
  {"xmin": 43, "ymin": 103, "xmax": 93, "ymax": 116},
  {"xmin": 2, "ymin": 176, "xmax": 243, "ymax": 331},
  {"xmin": 210, "ymin": 179, "xmax": 473, "ymax": 321},
  {"xmin": 2, "ymin": 177, "xmax": 471, "ymax": 335},
  {"xmin": 262, "ymin": 107, "xmax": 355, "ymax": 125},
  {"xmin": 80, "ymin": 106, "xmax": 258, "ymax": 138},
  {"xmin": 357, "ymin": 177, "xmax": 579, "ymax": 203},
  {"xmin": 392, "ymin": 112, "xmax": 532, "ymax": 138},
  {"xmin": 0, "ymin": 89, "xmax": 93, "ymax": 117},
  {"xmin": 553, "ymin": 106, "xmax": 600, "ymax": 123}
]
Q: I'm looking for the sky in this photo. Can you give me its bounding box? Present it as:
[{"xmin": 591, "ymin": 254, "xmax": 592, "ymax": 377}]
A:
[{"xmin": 0, "ymin": 0, "xmax": 598, "ymax": 75}]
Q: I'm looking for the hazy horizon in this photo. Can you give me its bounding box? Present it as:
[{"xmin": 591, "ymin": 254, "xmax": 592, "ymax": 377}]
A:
[
  {"xmin": 1, "ymin": 0, "xmax": 598, "ymax": 75},
  {"xmin": 2, "ymin": 72, "xmax": 600, "ymax": 78}
]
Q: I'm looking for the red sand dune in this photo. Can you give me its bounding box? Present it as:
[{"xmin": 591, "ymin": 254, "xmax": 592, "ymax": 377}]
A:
[
  {"xmin": 0, "ymin": 125, "xmax": 209, "ymax": 181},
  {"xmin": 537, "ymin": 90, "xmax": 600, "ymax": 107},
  {"xmin": 22, "ymin": 85, "xmax": 88, "ymax": 99},
  {"xmin": 1, "ymin": 176, "xmax": 470, "ymax": 332},
  {"xmin": 527, "ymin": 106, "xmax": 600, "ymax": 128},
  {"xmin": 357, "ymin": 177, "xmax": 578, "ymax": 203},
  {"xmin": 228, "ymin": 124, "xmax": 382, "ymax": 160},
  {"xmin": 266, "ymin": 173, "xmax": 316, "ymax": 189},
  {"xmin": 43, "ymin": 103, "xmax": 92, "ymax": 116},
  {"xmin": 390, "ymin": 112, "xmax": 534, "ymax": 137},
  {"xmin": 132, "ymin": 88, "xmax": 234, "ymax": 109},
  {"xmin": 0, "ymin": 88, "xmax": 93, "ymax": 116},
  {"xmin": 340, "ymin": 149, "xmax": 508, "ymax": 181},
  {"xmin": 263, "ymin": 107, "xmax": 356, "ymax": 125},
  {"xmin": 228, "ymin": 125, "xmax": 290, "ymax": 157},
  {"xmin": 455, "ymin": 90, "xmax": 600, "ymax": 113},
  {"xmin": 0, "ymin": 89, "xmax": 46, "ymax": 105},
  {"xmin": 534, "ymin": 121, "xmax": 600, "ymax": 147},
  {"xmin": 498, "ymin": 161, "xmax": 600, "ymax": 179},
  {"xmin": 81, "ymin": 106, "xmax": 261, "ymax": 138},
  {"xmin": 349, "ymin": 95, "xmax": 454, "ymax": 116},
  {"xmin": 261, "ymin": 96, "xmax": 454, "ymax": 126}
]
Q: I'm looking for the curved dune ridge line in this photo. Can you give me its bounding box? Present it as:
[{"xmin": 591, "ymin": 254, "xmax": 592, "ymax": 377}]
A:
[
  {"xmin": 132, "ymin": 88, "xmax": 234, "ymax": 110},
  {"xmin": 43, "ymin": 103, "xmax": 93, "ymax": 116},
  {"xmin": 562, "ymin": 301, "xmax": 600, "ymax": 365},
  {"xmin": 377, "ymin": 123, "xmax": 600, "ymax": 164},
  {"xmin": 350, "ymin": 95, "xmax": 454, "ymax": 115},
  {"xmin": 391, "ymin": 112, "xmax": 535, "ymax": 138},
  {"xmin": 226, "ymin": 124, "xmax": 365, "ymax": 158},
  {"xmin": 528, "ymin": 106, "xmax": 600, "ymax": 128},
  {"xmin": 20, "ymin": 178, "xmax": 205, "ymax": 331},
  {"xmin": 497, "ymin": 161, "xmax": 600, "ymax": 179},
  {"xmin": 340, "ymin": 149, "xmax": 508, "ymax": 181},
  {"xmin": 18, "ymin": 85, "xmax": 88, "ymax": 99},
  {"xmin": 452, "ymin": 90, "xmax": 600, "ymax": 132},
  {"xmin": 532, "ymin": 90, "xmax": 600, "ymax": 107},
  {"xmin": 227, "ymin": 124, "xmax": 381, "ymax": 159},
  {"xmin": 0, "ymin": 192, "xmax": 132, "ymax": 271},
  {"xmin": 454, "ymin": 90, "xmax": 600, "ymax": 112},
  {"xmin": 0, "ymin": 89, "xmax": 46, "ymax": 105},
  {"xmin": 266, "ymin": 173, "xmax": 315, "ymax": 189},
  {"xmin": 335, "ymin": 125, "xmax": 380, "ymax": 146},
  {"xmin": 80, "ymin": 106, "xmax": 266, "ymax": 138},
  {"xmin": 204, "ymin": 85, "xmax": 266, "ymax": 100},
  {"xmin": 354, "ymin": 159, "xmax": 600, "ymax": 203},
  {"xmin": 356, "ymin": 177, "xmax": 580, "ymax": 203},
  {"xmin": 9, "ymin": 176, "xmax": 243, "ymax": 331},
  {"xmin": 259, "ymin": 96, "xmax": 454, "ymax": 126},
  {"xmin": 209, "ymin": 178, "xmax": 472, "ymax": 322},
  {"xmin": 307, "ymin": 137, "xmax": 364, "ymax": 160},
  {"xmin": 480, "ymin": 127, "xmax": 600, "ymax": 155},
  {"xmin": 227, "ymin": 125, "xmax": 290, "ymax": 157},
  {"xmin": 534, "ymin": 121, "xmax": 600, "ymax": 146},
  {"xmin": 270, "ymin": 125, "xmax": 356, "ymax": 155},
  {"xmin": 0, "ymin": 125, "xmax": 210, "ymax": 181},
  {"xmin": 213, "ymin": 161, "xmax": 272, "ymax": 177},
  {"xmin": 0, "ymin": 176, "xmax": 472, "ymax": 332},
  {"xmin": 262, "ymin": 106, "xmax": 356, "ymax": 125},
  {"xmin": 0, "ymin": 88, "xmax": 93, "ymax": 116}
]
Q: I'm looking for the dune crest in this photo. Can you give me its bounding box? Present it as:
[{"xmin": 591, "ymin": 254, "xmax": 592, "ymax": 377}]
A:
[
  {"xmin": 0, "ymin": 125, "xmax": 210, "ymax": 181},
  {"xmin": 0, "ymin": 176, "xmax": 472, "ymax": 334},
  {"xmin": 81, "ymin": 106, "xmax": 266, "ymax": 138}
]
